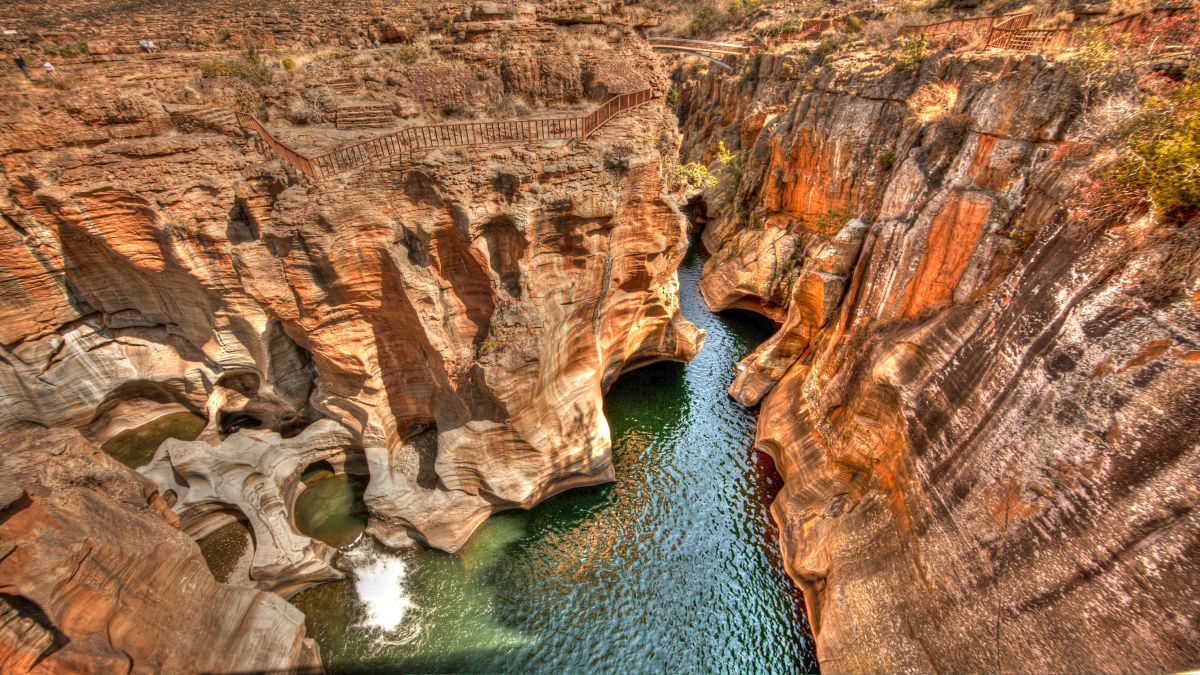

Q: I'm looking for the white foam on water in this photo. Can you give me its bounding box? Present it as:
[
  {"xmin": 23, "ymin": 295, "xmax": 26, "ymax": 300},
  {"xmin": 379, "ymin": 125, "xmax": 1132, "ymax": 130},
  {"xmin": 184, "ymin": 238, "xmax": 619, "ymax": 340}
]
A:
[{"xmin": 344, "ymin": 544, "xmax": 421, "ymax": 645}]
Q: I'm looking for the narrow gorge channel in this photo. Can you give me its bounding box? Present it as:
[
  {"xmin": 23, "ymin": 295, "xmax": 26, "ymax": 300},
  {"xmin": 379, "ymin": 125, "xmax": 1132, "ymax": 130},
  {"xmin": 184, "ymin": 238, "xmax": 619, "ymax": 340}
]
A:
[{"xmin": 292, "ymin": 241, "xmax": 818, "ymax": 674}]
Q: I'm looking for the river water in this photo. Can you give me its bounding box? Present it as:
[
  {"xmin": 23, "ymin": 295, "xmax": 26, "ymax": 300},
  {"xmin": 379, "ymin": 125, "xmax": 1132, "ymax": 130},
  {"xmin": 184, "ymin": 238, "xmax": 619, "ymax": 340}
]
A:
[{"xmin": 291, "ymin": 242, "xmax": 818, "ymax": 674}]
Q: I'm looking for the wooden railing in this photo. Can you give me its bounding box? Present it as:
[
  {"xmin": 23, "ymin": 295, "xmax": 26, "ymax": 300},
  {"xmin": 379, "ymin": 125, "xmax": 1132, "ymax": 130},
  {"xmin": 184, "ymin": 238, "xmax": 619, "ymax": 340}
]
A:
[
  {"xmin": 899, "ymin": 12, "xmax": 1030, "ymax": 40},
  {"xmin": 986, "ymin": 25, "xmax": 1069, "ymax": 50},
  {"xmin": 237, "ymin": 88, "xmax": 655, "ymax": 180},
  {"xmin": 900, "ymin": 7, "xmax": 1179, "ymax": 53},
  {"xmin": 985, "ymin": 9, "xmax": 1162, "ymax": 51}
]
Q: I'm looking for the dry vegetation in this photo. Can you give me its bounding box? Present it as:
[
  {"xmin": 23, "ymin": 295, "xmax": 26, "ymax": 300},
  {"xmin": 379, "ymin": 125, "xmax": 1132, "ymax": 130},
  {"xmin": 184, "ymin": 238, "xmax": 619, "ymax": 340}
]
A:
[{"xmin": 909, "ymin": 78, "xmax": 960, "ymax": 121}]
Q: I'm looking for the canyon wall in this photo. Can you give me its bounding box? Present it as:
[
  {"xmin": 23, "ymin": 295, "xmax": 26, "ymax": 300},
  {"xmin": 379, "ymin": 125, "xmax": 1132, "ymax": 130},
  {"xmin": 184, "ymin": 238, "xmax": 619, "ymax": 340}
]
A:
[
  {"xmin": 0, "ymin": 70, "xmax": 695, "ymax": 553},
  {"xmin": 681, "ymin": 49, "xmax": 1200, "ymax": 672},
  {"xmin": 0, "ymin": 8, "xmax": 698, "ymax": 668}
]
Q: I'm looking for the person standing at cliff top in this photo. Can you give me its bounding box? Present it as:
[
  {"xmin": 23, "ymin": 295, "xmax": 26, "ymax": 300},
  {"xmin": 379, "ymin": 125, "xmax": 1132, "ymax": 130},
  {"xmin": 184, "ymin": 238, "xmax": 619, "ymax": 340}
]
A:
[{"xmin": 12, "ymin": 53, "xmax": 28, "ymax": 78}]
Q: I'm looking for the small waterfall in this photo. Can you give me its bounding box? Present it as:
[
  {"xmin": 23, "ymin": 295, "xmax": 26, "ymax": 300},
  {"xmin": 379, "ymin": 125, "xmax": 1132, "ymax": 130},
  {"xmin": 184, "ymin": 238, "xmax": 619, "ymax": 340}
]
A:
[{"xmin": 342, "ymin": 542, "xmax": 421, "ymax": 645}]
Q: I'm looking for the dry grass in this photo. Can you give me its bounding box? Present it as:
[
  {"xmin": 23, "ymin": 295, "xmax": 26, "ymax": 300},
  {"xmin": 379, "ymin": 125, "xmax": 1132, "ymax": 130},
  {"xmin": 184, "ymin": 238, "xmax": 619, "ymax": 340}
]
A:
[
  {"xmin": 1075, "ymin": 91, "xmax": 1141, "ymax": 142},
  {"xmin": 1110, "ymin": 0, "xmax": 1152, "ymax": 15},
  {"xmin": 562, "ymin": 33, "xmax": 610, "ymax": 52},
  {"xmin": 1042, "ymin": 10, "xmax": 1076, "ymax": 28},
  {"xmin": 494, "ymin": 93, "xmax": 533, "ymax": 118},
  {"xmin": 289, "ymin": 46, "xmax": 341, "ymax": 72},
  {"xmin": 909, "ymin": 78, "xmax": 960, "ymax": 122},
  {"xmin": 658, "ymin": 12, "xmax": 694, "ymax": 37},
  {"xmin": 863, "ymin": 10, "xmax": 936, "ymax": 47}
]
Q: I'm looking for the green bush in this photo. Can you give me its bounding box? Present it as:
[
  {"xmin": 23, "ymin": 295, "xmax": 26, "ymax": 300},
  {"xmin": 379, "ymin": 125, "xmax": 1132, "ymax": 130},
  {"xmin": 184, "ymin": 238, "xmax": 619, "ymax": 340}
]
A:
[
  {"xmin": 56, "ymin": 38, "xmax": 89, "ymax": 58},
  {"xmin": 716, "ymin": 140, "xmax": 743, "ymax": 185},
  {"xmin": 761, "ymin": 19, "xmax": 802, "ymax": 37},
  {"xmin": 1067, "ymin": 28, "xmax": 1134, "ymax": 107},
  {"xmin": 1115, "ymin": 81, "xmax": 1200, "ymax": 213},
  {"xmin": 232, "ymin": 80, "xmax": 265, "ymax": 115},
  {"xmin": 662, "ymin": 157, "xmax": 719, "ymax": 190},
  {"xmin": 281, "ymin": 56, "xmax": 295, "ymax": 73},
  {"xmin": 879, "ymin": 149, "xmax": 897, "ymax": 170},
  {"xmin": 199, "ymin": 59, "xmax": 230, "ymax": 77},
  {"xmin": 688, "ymin": 2, "xmax": 727, "ymax": 37},
  {"xmin": 666, "ymin": 87, "xmax": 679, "ymax": 109},
  {"xmin": 895, "ymin": 33, "xmax": 927, "ymax": 72},
  {"xmin": 810, "ymin": 206, "xmax": 855, "ymax": 233},
  {"xmin": 813, "ymin": 37, "xmax": 842, "ymax": 61},
  {"xmin": 727, "ymin": 0, "xmax": 747, "ymax": 24}
]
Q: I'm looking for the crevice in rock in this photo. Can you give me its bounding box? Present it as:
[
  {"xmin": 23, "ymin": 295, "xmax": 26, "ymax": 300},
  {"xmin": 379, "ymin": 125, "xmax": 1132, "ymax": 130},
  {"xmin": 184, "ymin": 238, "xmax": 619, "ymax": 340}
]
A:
[
  {"xmin": 481, "ymin": 215, "xmax": 526, "ymax": 298},
  {"xmin": 218, "ymin": 411, "xmax": 263, "ymax": 437},
  {"xmin": 0, "ymin": 593, "xmax": 69, "ymax": 668},
  {"xmin": 216, "ymin": 371, "xmax": 261, "ymax": 398}
]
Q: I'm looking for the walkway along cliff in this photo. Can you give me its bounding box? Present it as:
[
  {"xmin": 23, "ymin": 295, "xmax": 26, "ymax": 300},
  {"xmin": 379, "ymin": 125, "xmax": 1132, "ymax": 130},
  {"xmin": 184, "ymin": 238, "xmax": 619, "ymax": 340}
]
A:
[{"xmin": 238, "ymin": 88, "xmax": 656, "ymax": 179}]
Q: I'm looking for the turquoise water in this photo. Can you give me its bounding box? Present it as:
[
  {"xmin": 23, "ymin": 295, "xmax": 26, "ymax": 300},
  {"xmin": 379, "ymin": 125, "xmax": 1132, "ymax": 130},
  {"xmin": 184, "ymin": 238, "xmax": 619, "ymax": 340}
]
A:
[{"xmin": 291, "ymin": 242, "xmax": 818, "ymax": 674}]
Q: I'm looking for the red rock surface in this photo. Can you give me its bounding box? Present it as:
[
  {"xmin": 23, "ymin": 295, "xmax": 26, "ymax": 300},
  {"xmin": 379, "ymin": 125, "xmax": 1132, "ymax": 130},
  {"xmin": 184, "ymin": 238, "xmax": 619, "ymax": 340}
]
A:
[
  {"xmin": 0, "ymin": 5, "xmax": 698, "ymax": 669},
  {"xmin": 682, "ymin": 47, "xmax": 1200, "ymax": 672}
]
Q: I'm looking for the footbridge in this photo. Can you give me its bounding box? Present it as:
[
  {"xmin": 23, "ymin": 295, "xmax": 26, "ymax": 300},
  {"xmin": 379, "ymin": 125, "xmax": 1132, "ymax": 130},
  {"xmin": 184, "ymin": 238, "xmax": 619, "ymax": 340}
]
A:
[{"xmin": 647, "ymin": 37, "xmax": 752, "ymax": 69}]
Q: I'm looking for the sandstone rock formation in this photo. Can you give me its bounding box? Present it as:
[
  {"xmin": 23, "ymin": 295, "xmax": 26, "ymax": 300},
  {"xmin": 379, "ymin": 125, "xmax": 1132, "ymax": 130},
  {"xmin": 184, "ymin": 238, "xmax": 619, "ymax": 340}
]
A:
[
  {"xmin": 0, "ymin": 428, "xmax": 321, "ymax": 673},
  {"xmin": 0, "ymin": 4, "xmax": 700, "ymax": 668},
  {"xmin": 0, "ymin": 0, "xmax": 696, "ymax": 542},
  {"xmin": 681, "ymin": 47, "xmax": 1200, "ymax": 673},
  {"xmin": 141, "ymin": 419, "xmax": 354, "ymax": 596}
]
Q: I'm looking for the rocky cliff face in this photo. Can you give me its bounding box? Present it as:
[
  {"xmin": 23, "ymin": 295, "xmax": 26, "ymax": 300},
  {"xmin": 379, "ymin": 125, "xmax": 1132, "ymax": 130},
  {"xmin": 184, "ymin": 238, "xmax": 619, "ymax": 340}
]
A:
[
  {"xmin": 681, "ymin": 48, "xmax": 1200, "ymax": 672},
  {"xmin": 0, "ymin": 7, "xmax": 699, "ymax": 669},
  {"xmin": 1, "ymin": 71, "xmax": 697, "ymax": 538}
]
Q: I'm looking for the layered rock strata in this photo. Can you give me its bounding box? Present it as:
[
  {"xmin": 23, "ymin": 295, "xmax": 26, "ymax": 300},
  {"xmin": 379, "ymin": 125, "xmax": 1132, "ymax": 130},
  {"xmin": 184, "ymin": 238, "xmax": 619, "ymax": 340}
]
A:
[
  {"xmin": 1, "ymin": 10, "xmax": 699, "ymax": 668},
  {"xmin": 681, "ymin": 48, "xmax": 1200, "ymax": 672},
  {"xmin": 1, "ymin": 83, "xmax": 697, "ymax": 549}
]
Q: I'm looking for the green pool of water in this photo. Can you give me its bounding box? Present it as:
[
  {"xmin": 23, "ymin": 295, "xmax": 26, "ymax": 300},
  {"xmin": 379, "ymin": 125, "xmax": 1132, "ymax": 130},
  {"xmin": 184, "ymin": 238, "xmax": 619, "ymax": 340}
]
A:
[
  {"xmin": 291, "ymin": 243, "xmax": 818, "ymax": 674},
  {"xmin": 100, "ymin": 411, "xmax": 206, "ymax": 468},
  {"xmin": 294, "ymin": 473, "xmax": 369, "ymax": 549}
]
